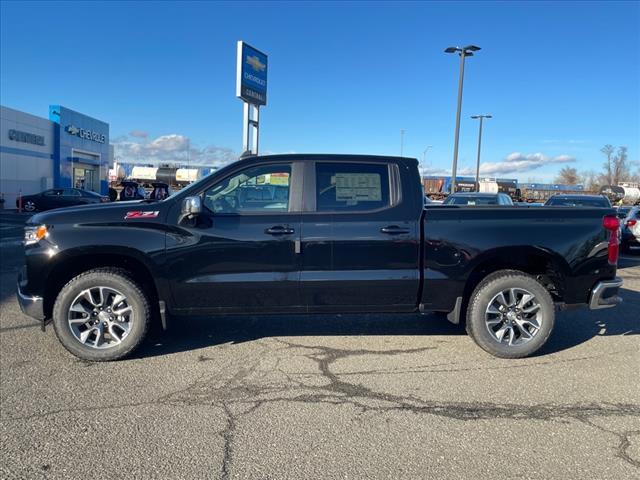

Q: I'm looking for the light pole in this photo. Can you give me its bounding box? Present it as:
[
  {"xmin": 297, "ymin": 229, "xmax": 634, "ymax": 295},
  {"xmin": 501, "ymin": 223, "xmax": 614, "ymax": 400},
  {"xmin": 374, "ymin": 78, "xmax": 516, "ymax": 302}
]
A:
[
  {"xmin": 400, "ymin": 129, "xmax": 406, "ymax": 157},
  {"xmin": 445, "ymin": 45, "xmax": 481, "ymax": 194},
  {"xmin": 421, "ymin": 145, "xmax": 433, "ymax": 174},
  {"xmin": 471, "ymin": 114, "xmax": 491, "ymax": 191}
]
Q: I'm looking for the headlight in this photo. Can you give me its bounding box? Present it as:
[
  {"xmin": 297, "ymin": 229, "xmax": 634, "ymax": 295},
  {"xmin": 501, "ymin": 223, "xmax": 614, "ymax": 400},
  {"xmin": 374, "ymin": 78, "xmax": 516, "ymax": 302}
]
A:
[{"xmin": 24, "ymin": 225, "xmax": 48, "ymax": 245}]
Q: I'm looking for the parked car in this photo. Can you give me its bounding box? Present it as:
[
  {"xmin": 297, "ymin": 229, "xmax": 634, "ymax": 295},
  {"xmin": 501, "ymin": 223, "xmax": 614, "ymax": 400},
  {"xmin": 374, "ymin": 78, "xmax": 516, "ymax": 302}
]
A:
[
  {"xmin": 16, "ymin": 188, "xmax": 109, "ymax": 212},
  {"xmin": 18, "ymin": 154, "xmax": 622, "ymax": 361},
  {"xmin": 616, "ymin": 205, "xmax": 632, "ymax": 220},
  {"xmin": 621, "ymin": 206, "xmax": 639, "ymax": 253},
  {"xmin": 544, "ymin": 194, "xmax": 611, "ymax": 208},
  {"xmin": 443, "ymin": 192, "xmax": 514, "ymax": 206}
]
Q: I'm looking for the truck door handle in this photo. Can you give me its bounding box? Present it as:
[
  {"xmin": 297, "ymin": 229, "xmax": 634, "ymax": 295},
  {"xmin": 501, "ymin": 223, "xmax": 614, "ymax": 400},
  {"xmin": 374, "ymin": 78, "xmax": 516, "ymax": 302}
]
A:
[
  {"xmin": 380, "ymin": 225, "xmax": 410, "ymax": 235},
  {"xmin": 265, "ymin": 225, "xmax": 295, "ymax": 235}
]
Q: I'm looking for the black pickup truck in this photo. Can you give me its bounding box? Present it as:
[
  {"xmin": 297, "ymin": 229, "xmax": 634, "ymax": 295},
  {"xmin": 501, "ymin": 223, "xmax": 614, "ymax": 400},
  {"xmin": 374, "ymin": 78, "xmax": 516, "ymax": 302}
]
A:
[{"xmin": 17, "ymin": 154, "xmax": 623, "ymax": 361}]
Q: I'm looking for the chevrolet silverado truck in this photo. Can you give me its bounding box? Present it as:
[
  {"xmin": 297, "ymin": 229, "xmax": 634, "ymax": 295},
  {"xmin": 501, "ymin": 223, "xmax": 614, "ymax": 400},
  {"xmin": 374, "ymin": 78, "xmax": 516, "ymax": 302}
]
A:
[{"xmin": 17, "ymin": 154, "xmax": 623, "ymax": 361}]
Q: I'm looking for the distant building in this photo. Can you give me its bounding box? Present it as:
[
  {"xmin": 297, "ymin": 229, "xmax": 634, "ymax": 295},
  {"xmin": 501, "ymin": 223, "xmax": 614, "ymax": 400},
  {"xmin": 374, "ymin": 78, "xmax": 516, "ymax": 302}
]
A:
[{"xmin": 1, "ymin": 105, "xmax": 111, "ymax": 207}]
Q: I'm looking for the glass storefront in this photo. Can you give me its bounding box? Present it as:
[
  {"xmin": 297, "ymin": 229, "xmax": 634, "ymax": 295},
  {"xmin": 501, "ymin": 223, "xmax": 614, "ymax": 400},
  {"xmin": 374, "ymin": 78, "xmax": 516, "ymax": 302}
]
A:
[{"xmin": 73, "ymin": 166, "xmax": 98, "ymax": 191}]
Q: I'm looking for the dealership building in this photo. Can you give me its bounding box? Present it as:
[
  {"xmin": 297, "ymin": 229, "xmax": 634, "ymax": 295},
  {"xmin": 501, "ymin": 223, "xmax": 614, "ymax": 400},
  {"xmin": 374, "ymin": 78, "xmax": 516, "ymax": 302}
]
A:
[{"xmin": 0, "ymin": 105, "xmax": 112, "ymax": 207}]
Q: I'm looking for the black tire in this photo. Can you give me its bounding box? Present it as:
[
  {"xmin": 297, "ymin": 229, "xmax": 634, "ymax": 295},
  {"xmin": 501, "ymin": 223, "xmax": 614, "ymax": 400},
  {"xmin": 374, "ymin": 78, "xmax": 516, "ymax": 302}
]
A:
[
  {"xmin": 52, "ymin": 268, "xmax": 150, "ymax": 361},
  {"xmin": 466, "ymin": 269, "xmax": 555, "ymax": 358}
]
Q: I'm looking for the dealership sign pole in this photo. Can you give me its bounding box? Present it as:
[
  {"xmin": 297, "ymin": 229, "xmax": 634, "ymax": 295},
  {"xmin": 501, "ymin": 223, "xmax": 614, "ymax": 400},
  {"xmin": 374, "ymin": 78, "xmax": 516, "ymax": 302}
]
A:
[{"xmin": 236, "ymin": 41, "xmax": 268, "ymax": 156}]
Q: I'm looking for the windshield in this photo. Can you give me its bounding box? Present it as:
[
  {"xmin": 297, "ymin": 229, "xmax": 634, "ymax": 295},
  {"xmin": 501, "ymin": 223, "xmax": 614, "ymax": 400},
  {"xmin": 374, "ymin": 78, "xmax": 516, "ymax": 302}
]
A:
[
  {"xmin": 444, "ymin": 195, "xmax": 498, "ymax": 205},
  {"xmin": 545, "ymin": 196, "xmax": 610, "ymax": 207}
]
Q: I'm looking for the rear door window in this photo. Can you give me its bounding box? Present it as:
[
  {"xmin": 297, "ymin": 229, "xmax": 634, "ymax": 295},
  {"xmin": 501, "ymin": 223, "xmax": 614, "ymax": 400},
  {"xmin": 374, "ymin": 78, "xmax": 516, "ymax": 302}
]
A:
[{"xmin": 315, "ymin": 163, "xmax": 390, "ymax": 212}]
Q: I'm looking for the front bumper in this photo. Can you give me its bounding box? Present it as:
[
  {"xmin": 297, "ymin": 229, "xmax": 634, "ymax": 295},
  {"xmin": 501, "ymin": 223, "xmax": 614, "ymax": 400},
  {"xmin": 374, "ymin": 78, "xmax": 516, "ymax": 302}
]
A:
[
  {"xmin": 16, "ymin": 270, "xmax": 45, "ymax": 320},
  {"xmin": 589, "ymin": 277, "xmax": 623, "ymax": 310}
]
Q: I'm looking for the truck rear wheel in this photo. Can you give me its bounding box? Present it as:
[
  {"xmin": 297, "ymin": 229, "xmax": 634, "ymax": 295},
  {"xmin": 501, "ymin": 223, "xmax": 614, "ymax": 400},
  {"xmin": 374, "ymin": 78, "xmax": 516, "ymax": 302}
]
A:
[
  {"xmin": 466, "ymin": 270, "xmax": 555, "ymax": 358},
  {"xmin": 52, "ymin": 268, "xmax": 150, "ymax": 361}
]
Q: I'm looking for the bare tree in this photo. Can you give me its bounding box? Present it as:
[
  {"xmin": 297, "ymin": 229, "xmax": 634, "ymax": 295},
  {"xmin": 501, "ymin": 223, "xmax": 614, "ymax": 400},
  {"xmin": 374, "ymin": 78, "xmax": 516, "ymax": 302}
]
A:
[
  {"xmin": 579, "ymin": 169, "xmax": 600, "ymax": 191},
  {"xmin": 601, "ymin": 144, "xmax": 615, "ymax": 185},
  {"xmin": 555, "ymin": 167, "xmax": 579, "ymax": 185},
  {"xmin": 630, "ymin": 160, "xmax": 640, "ymax": 183},
  {"xmin": 612, "ymin": 146, "xmax": 630, "ymax": 185}
]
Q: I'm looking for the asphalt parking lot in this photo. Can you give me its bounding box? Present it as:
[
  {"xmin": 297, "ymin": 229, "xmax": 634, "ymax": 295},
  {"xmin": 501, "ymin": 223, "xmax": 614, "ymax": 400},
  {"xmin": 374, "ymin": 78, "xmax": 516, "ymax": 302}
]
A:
[{"xmin": 1, "ymin": 211, "xmax": 638, "ymax": 479}]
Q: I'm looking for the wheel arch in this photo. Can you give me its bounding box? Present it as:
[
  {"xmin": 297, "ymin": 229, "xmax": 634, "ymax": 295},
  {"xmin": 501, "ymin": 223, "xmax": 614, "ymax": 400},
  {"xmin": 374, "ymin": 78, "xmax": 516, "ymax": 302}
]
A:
[
  {"xmin": 43, "ymin": 248, "xmax": 162, "ymax": 319},
  {"xmin": 462, "ymin": 246, "xmax": 570, "ymax": 309}
]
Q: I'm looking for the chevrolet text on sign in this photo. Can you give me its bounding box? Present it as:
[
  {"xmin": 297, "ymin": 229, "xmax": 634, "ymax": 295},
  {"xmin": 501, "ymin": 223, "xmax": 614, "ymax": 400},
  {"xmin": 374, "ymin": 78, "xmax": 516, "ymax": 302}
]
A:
[{"xmin": 236, "ymin": 41, "xmax": 268, "ymax": 106}]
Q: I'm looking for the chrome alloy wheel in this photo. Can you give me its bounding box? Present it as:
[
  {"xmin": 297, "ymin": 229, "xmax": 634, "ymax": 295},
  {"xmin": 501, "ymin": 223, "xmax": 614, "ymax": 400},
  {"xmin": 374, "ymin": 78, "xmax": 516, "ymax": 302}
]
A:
[
  {"xmin": 67, "ymin": 286, "xmax": 133, "ymax": 349},
  {"xmin": 484, "ymin": 288, "xmax": 542, "ymax": 346},
  {"xmin": 24, "ymin": 201, "xmax": 36, "ymax": 212}
]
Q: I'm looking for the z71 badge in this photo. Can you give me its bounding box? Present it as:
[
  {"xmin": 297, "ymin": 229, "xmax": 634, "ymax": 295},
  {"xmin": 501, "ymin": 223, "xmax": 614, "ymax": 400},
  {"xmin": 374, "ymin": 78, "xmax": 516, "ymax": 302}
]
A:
[{"xmin": 124, "ymin": 211, "xmax": 159, "ymax": 219}]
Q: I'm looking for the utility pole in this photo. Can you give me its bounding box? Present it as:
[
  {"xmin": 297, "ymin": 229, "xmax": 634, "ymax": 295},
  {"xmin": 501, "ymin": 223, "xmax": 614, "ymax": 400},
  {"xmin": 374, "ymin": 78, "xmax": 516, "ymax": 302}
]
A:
[
  {"xmin": 421, "ymin": 145, "xmax": 433, "ymax": 174},
  {"xmin": 186, "ymin": 137, "xmax": 190, "ymax": 169},
  {"xmin": 445, "ymin": 45, "xmax": 481, "ymax": 194},
  {"xmin": 400, "ymin": 129, "xmax": 406, "ymax": 157},
  {"xmin": 471, "ymin": 114, "xmax": 492, "ymax": 191}
]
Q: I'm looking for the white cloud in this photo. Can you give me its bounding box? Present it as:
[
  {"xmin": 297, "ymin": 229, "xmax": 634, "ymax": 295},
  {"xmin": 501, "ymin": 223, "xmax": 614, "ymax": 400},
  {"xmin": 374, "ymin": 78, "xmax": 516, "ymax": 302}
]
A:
[
  {"xmin": 419, "ymin": 166, "xmax": 449, "ymax": 176},
  {"xmin": 459, "ymin": 152, "xmax": 576, "ymax": 175},
  {"xmin": 113, "ymin": 133, "xmax": 237, "ymax": 168},
  {"xmin": 147, "ymin": 134, "xmax": 189, "ymax": 153}
]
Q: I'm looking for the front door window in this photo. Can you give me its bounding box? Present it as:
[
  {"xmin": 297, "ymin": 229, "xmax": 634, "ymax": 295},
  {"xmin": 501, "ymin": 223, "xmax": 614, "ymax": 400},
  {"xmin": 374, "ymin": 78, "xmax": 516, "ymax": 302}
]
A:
[{"xmin": 203, "ymin": 165, "xmax": 291, "ymax": 214}]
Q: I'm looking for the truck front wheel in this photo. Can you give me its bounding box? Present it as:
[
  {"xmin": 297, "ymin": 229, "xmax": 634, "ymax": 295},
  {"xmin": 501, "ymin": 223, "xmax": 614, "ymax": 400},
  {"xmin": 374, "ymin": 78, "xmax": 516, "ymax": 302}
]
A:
[
  {"xmin": 466, "ymin": 270, "xmax": 555, "ymax": 358},
  {"xmin": 52, "ymin": 268, "xmax": 150, "ymax": 361}
]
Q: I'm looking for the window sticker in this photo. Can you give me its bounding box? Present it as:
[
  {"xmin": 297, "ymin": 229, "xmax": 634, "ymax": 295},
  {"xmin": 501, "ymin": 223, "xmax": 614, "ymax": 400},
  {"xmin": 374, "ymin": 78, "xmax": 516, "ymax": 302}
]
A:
[{"xmin": 334, "ymin": 173, "xmax": 382, "ymax": 203}]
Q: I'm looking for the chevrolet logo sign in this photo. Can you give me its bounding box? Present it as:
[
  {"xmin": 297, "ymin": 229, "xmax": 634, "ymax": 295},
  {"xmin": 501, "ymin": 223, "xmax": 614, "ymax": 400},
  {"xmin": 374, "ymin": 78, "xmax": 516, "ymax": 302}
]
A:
[
  {"xmin": 246, "ymin": 55, "xmax": 266, "ymax": 72},
  {"xmin": 65, "ymin": 124, "xmax": 106, "ymax": 144}
]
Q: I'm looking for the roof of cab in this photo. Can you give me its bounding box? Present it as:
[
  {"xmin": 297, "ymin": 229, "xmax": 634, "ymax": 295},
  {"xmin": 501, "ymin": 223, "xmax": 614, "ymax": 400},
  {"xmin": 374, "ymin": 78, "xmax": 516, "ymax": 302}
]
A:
[
  {"xmin": 239, "ymin": 153, "xmax": 418, "ymax": 164},
  {"xmin": 549, "ymin": 194, "xmax": 605, "ymax": 199}
]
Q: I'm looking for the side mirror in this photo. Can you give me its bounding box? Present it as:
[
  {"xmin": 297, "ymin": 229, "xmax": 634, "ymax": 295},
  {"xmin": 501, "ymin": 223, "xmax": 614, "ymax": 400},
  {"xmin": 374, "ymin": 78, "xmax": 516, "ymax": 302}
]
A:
[{"xmin": 181, "ymin": 196, "xmax": 202, "ymax": 216}]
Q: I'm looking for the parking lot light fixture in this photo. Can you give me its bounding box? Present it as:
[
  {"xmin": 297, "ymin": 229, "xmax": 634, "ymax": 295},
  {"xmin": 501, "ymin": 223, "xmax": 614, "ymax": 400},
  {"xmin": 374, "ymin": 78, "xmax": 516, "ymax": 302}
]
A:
[
  {"xmin": 445, "ymin": 45, "xmax": 481, "ymax": 193},
  {"xmin": 471, "ymin": 114, "xmax": 492, "ymax": 191},
  {"xmin": 421, "ymin": 145, "xmax": 433, "ymax": 175}
]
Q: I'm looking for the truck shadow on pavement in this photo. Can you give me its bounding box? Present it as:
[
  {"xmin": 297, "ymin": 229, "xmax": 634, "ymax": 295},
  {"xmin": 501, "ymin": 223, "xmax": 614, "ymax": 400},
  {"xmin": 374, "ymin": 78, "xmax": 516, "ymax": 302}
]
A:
[{"xmin": 136, "ymin": 285, "xmax": 639, "ymax": 360}]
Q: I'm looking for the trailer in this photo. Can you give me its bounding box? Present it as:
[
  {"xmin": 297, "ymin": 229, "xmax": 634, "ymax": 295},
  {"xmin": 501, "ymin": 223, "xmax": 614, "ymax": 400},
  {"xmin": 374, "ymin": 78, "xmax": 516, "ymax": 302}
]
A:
[
  {"xmin": 600, "ymin": 184, "xmax": 640, "ymax": 205},
  {"xmin": 519, "ymin": 183, "xmax": 585, "ymax": 202}
]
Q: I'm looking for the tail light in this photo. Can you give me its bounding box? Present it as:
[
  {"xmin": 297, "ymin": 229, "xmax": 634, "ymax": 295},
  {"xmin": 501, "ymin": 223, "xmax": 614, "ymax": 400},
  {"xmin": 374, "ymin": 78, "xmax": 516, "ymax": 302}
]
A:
[
  {"xmin": 627, "ymin": 219, "xmax": 637, "ymax": 227},
  {"xmin": 603, "ymin": 214, "xmax": 620, "ymax": 265}
]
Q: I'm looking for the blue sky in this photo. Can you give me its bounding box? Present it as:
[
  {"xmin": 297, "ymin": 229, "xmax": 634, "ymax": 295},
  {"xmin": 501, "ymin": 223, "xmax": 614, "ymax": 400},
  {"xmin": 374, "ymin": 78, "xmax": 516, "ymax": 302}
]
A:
[{"xmin": 1, "ymin": 0, "xmax": 638, "ymax": 181}]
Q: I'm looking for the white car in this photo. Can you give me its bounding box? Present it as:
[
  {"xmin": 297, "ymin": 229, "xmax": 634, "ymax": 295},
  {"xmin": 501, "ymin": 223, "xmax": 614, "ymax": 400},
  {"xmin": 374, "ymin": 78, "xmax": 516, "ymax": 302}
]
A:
[{"xmin": 621, "ymin": 206, "xmax": 640, "ymax": 252}]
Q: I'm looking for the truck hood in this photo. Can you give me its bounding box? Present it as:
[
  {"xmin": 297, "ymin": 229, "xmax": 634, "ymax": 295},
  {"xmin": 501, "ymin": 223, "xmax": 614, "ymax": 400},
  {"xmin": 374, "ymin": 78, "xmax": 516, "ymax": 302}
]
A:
[{"xmin": 27, "ymin": 200, "xmax": 167, "ymax": 225}]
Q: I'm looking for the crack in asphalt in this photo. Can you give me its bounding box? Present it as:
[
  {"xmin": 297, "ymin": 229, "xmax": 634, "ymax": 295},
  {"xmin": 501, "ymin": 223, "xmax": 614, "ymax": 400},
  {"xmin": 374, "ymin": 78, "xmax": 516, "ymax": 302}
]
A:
[
  {"xmin": 280, "ymin": 347, "xmax": 638, "ymax": 377},
  {"xmin": 618, "ymin": 430, "xmax": 640, "ymax": 468},
  {"xmin": 577, "ymin": 418, "xmax": 640, "ymax": 468},
  {"xmin": 220, "ymin": 402, "xmax": 235, "ymax": 480},
  {"xmin": 3, "ymin": 339, "xmax": 640, "ymax": 475}
]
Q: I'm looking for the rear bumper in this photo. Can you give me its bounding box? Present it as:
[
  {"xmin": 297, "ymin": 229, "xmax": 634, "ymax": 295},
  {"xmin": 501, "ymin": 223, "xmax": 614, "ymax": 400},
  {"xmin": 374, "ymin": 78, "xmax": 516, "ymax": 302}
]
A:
[
  {"xmin": 589, "ymin": 277, "xmax": 623, "ymax": 310},
  {"xmin": 16, "ymin": 271, "xmax": 45, "ymax": 320}
]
